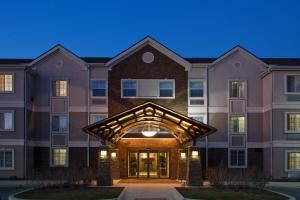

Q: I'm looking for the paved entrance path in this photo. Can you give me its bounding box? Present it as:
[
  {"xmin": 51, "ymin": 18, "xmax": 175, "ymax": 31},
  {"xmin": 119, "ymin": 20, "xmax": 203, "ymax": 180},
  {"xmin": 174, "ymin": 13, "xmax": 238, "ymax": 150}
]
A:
[{"xmin": 115, "ymin": 182, "xmax": 183, "ymax": 200}]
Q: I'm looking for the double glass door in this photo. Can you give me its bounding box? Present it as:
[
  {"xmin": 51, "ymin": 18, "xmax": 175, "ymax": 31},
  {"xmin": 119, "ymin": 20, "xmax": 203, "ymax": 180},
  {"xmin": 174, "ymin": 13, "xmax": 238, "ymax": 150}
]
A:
[{"xmin": 128, "ymin": 150, "xmax": 169, "ymax": 178}]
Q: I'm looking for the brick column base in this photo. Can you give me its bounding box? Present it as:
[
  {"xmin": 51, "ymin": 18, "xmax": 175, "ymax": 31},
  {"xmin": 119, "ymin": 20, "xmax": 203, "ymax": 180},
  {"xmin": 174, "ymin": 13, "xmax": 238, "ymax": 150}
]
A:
[
  {"xmin": 97, "ymin": 145, "xmax": 112, "ymax": 186},
  {"xmin": 186, "ymin": 146, "xmax": 203, "ymax": 186}
]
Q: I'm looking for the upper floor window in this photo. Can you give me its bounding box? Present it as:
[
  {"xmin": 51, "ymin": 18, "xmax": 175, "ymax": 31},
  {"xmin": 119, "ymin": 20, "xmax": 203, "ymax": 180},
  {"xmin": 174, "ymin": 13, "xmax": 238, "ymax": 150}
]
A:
[
  {"xmin": 52, "ymin": 80, "xmax": 68, "ymax": 97},
  {"xmin": 229, "ymin": 149, "xmax": 246, "ymax": 168},
  {"xmin": 52, "ymin": 148, "xmax": 67, "ymax": 166},
  {"xmin": 230, "ymin": 116, "xmax": 245, "ymax": 134},
  {"xmin": 0, "ymin": 74, "xmax": 13, "ymax": 93},
  {"xmin": 52, "ymin": 115, "xmax": 68, "ymax": 133},
  {"xmin": 229, "ymin": 81, "xmax": 245, "ymax": 98},
  {"xmin": 189, "ymin": 115, "xmax": 205, "ymax": 123},
  {"xmin": 122, "ymin": 80, "xmax": 137, "ymax": 97},
  {"xmin": 286, "ymin": 113, "xmax": 300, "ymax": 133},
  {"xmin": 189, "ymin": 80, "xmax": 204, "ymax": 97},
  {"xmin": 287, "ymin": 75, "xmax": 300, "ymax": 93},
  {"xmin": 91, "ymin": 80, "xmax": 106, "ymax": 97},
  {"xmin": 287, "ymin": 152, "xmax": 300, "ymax": 171},
  {"xmin": 90, "ymin": 114, "xmax": 107, "ymax": 124},
  {"xmin": 159, "ymin": 81, "xmax": 174, "ymax": 97},
  {"xmin": 0, "ymin": 111, "xmax": 14, "ymax": 131},
  {"xmin": 0, "ymin": 149, "xmax": 14, "ymax": 170}
]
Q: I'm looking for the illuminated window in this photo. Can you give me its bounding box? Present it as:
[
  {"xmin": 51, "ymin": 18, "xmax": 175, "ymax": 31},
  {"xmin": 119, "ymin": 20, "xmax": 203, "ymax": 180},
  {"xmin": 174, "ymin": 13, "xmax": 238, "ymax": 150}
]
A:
[
  {"xmin": 286, "ymin": 113, "xmax": 300, "ymax": 132},
  {"xmin": 122, "ymin": 80, "xmax": 137, "ymax": 97},
  {"xmin": 230, "ymin": 81, "xmax": 245, "ymax": 98},
  {"xmin": 52, "ymin": 115, "xmax": 68, "ymax": 132},
  {"xmin": 287, "ymin": 152, "xmax": 300, "ymax": 170},
  {"xmin": 159, "ymin": 81, "xmax": 174, "ymax": 97},
  {"xmin": 100, "ymin": 150, "xmax": 108, "ymax": 159},
  {"xmin": 0, "ymin": 111, "xmax": 14, "ymax": 131},
  {"xmin": 0, "ymin": 149, "xmax": 13, "ymax": 169},
  {"xmin": 0, "ymin": 74, "xmax": 13, "ymax": 92},
  {"xmin": 52, "ymin": 80, "xmax": 67, "ymax": 97},
  {"xmin": 91, "ymin": 80, "xmax": 106, "ymax": 97},
  {"xmin": 52, "ymin": 148, "xmax": 67, "ymax": 166},
  {"xmin": 230, "ymin": 116, "xmax": 245, "ymax": 133}
]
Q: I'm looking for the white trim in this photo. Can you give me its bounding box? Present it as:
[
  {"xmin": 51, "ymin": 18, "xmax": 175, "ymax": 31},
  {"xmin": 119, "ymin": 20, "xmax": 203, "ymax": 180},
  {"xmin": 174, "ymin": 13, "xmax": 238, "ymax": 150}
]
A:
[
  {"xmin": 228, "ymin": 148, "xmax": 248, "ymax": 168},
  {"xmin": 30, "ymin": 106, "xmax": 108, "ymax": 113},
  {"xmin": 210, "ymin": 46, "xmax": 267, "ymax": 67},
  {"xmin": 0, "ymin": 139, "xmax": 24, "ymax": 146},
  {"xmin": 284, "ymin": 112, "xmax": 300, "ymax": 133},
  {"xmin": 285, "ymin": 150, "xmax": 300, "ymax": 172},
  {"xmin": 105, "ymin": 36, "xmax": 191, "ymax": 71},
  {"xmin": 188, "ymin": 107, "xmax": 207, "ymax": 114},
  {"xmin": 0, "ymin": 148, "xmax": 14, "ymax": 170},
  {"xmin": 0, "ymin": 110, "xmax": 15, "ymax": 132},
  {"xmin": 273, "ymin": 140, "xmax": 300, "ymax": 147}
]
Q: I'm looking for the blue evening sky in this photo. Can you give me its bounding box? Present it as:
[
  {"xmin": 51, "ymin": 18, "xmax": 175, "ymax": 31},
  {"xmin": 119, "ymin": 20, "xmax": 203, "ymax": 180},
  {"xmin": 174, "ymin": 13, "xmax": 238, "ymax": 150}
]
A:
[{"xmin": 0, "ymin": 0, "xmax": 299, "ymax": 58}]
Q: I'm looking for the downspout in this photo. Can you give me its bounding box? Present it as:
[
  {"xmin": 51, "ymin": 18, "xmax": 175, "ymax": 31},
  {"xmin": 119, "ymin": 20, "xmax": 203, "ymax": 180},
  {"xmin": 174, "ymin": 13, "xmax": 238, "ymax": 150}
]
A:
[
  {"xmin": 270, "ymin": 72, "xmax": 273, "ymax": 178},
  {"xmin": 87, "ymin": 65, "xmax": 90, "ymax": 167},
  {"xmin": 205, "ymin": 64, "xmax": 209, "ymax": 168},
  {"xmin": 24, "ymin": 68, "xmax": 27, "ymax": 178}
]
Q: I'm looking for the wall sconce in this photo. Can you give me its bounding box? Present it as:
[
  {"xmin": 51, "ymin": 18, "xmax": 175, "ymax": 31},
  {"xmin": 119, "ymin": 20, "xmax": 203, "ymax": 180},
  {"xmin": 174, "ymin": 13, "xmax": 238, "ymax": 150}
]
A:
[
  {"xmin": 111, "ymin": 152, "xmax": 117, "ymax": 159},
  {"xmin": 100, "ymin": 150, "xmax": 108, "ymax": 159},
  {"xmin": 191, "ymin": 150, "xmax": 199, "ymax": 159},
  {"xmin": 180, "ymin": 152, "xmax": 186, "ymax": 160}
]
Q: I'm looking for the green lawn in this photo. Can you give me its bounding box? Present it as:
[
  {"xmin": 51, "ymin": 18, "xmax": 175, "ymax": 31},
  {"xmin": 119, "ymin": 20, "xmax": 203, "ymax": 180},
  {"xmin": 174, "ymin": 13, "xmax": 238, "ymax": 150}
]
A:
[
  {"xmin": 15, "ymin": 187, "xmax": 124, "ymax": 200},
  {"xmin": 176, "ymin": 187, "xmax": 288, "ymax": 200}
]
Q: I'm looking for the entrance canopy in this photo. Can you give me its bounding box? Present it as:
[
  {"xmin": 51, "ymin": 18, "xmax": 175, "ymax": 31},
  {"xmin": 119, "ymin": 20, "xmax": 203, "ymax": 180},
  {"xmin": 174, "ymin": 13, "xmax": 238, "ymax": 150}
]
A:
[{"xmin": 83, "ymin": 102, "xmax": 217, "ymax": 144}]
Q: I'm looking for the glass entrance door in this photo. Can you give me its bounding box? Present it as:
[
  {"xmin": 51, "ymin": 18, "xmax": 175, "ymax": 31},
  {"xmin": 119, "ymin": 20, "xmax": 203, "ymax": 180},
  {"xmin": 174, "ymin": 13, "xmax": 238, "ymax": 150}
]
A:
[{"xmin": 128, "ymin": 150, "xmax": 169, "ymax": 178}]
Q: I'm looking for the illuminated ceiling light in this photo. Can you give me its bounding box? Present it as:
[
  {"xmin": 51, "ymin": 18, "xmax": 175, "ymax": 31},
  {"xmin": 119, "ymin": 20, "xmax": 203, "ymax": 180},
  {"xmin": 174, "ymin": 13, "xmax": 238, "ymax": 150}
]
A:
[{"xmin": 141, "ymin": 123, "xmax": 158, "ymax": 137}]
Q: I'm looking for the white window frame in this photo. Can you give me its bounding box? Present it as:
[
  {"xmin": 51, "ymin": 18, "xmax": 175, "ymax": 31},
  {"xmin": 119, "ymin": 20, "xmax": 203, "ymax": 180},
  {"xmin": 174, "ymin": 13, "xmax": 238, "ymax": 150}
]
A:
[
  {"xmin": 52, "ymin": 79, "xmax": 68, "ymax": 97},
  {"xmin": 121, "ymin": 79, "xmax": 175, "ymax": 99},
  {"xmin": 90, "ymin": 113, "xmax": 108, "ymax": 125},
  {"xmin": 158, "ymin": 80, "xmax": 175, "ymax": 99},
  {"xmin": 228, "ymin": 148, "xmax": 247, "ymax": 168},
  {"xmin": 229, "ymin": 115, "xmax": 246, "ymax": 134},
  {"xmin": 90, "ymin": 79, "xmax": 107, "ymax": 98},
  {"xmin": 228, "ymin": 80, "xmax": 247, "ymax": 99},
  {"xmin": 50, "ymin": 148, "xmax": 68, "ymax": 167},
  {"xmin": 51, "ymin": 115, "xmax": 69, "ymax": 133},
  {"xmin": 121, "ymin": 79, "xmax": 137, "ymax": 98},
  {"xmin": 0, "ymin": 149, "xmax": 14, "ymax": 170},
  {"xmin": 188, "ymin": 114, "xmax": 207, "ymax": 123},
  {"xmin": 0, "ymin": 110, "xmax": 14, "ymax": 131},
  {"xmin": 285, "ymin": 112, "xmax": 300, "ymax": 133},
  {"xmin": 285, "ymin": 150, "xmax": 300, "ymax": 172},
  {"xmin": 285, "ymin": 74, "xmax": 300, "ymax": 95},
  {"xmin": 0, "ymin": 73, "xmax": 14, "ymax": 93},
  {"xmin": 188, "ymin": 79, "xmax": 206, "ymax": 106}
]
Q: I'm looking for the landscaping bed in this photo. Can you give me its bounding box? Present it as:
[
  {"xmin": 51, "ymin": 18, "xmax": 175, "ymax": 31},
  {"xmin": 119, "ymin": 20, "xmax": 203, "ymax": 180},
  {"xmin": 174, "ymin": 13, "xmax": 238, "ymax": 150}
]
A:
[
  {"xmin": 176, "ymin": 187, "xmax": 288, "ymax": 200},
  {"xmin": 14, "ymin": 187, "xmax": 124, "ymax": 200}
]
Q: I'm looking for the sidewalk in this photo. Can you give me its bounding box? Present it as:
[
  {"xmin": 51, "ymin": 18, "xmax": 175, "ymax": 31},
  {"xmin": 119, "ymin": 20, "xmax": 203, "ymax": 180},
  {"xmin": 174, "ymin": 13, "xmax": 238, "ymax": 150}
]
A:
[{"xmin": 268, "ymin": 181, "xmax": 300, "ymax": 188}]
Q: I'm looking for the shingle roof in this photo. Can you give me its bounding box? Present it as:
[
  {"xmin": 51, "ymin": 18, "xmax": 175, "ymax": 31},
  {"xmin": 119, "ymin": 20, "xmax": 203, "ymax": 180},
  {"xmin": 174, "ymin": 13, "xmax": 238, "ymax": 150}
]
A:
[{"xmin": 1, "ymin": 57, "xmax": 300, "ymax": 66}]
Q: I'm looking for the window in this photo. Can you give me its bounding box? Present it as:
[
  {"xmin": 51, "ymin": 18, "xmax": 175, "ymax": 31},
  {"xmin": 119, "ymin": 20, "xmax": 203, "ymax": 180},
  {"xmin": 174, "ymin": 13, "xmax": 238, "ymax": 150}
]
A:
[
  {"xmin": 230, "ymin": 116, "xmax": 245, "ymax": 133},
  {"xmin": 52, "ymin": 80, "xmax": 67, "ymax": 97},
  {"xmin": 230, "ymin": 81, "xmax": 245, "ymax": 98},
  {"xmin": 159, "ymin": 81, "xmax": 174, "ymax": 97},
  {"xmin": 189, "ymin": 80, "xmax": 204, "ymax": 97},
  {"xmin": 91, "ymin": 80, "xmax": 106, "ymax": 97},
  {"xmin": 287, "ymin": 152, "xmax": 300, "ymax": 171},
  {"xmin": 287, "ymin": 75, "xmax": 300, "ymax": 93},
  {"xmin": 0, "ymin": 149, "xmax": 13, "ymax": 170},
  {"xmin": 286, "ymin": 113, "xmax": 300, "ymax": 132},
  {"xmin": 52, "ymin": 148, "xmax": 67, "ymax": 166},
  {"xmin": 122, "ymin": 80, "xmax": 137, "ymax": 97},
  {"xmin": 52, "ymin": 115, "xmax": 68, "ymax": 132},
  {"xmin": 189, "ymin": 115, "xmax": 205, "ymax": 123},
  {"xmin": 0, "ymin": 111, "xmax": 14, "ymax": 131},
  {"xmin": 0, "ymin": 74, "xmax": 13, "ymax": 92},
  {"xmin": 229, "ymin": 149, "xmax": 246, "ymax": 168},
  {"xmin": 90, "ymin": 114, "xmax": 107, "ymax": 124}
]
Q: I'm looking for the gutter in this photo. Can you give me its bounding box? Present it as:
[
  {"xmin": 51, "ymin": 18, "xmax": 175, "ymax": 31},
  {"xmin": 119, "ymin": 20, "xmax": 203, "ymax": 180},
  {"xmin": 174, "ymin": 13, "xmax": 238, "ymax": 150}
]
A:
[
  {"xmin": 23, "ymin": 68, "xmax": 27, "ymax": 178},
  {"xmin": 87, "ymin": 65, "xmax": 90, "ymax": 167}
]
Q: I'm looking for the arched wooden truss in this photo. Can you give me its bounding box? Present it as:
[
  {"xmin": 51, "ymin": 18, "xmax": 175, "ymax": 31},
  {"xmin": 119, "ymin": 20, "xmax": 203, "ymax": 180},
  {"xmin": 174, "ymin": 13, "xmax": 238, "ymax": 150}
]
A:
[{"xmin": 83, "ymin": 102, "xmax": 217, "ymax": 144}]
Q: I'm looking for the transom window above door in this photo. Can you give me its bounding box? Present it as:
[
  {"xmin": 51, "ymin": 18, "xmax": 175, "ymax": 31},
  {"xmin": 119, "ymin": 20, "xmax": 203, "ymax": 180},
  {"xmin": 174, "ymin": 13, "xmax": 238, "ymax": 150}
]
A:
[
  {"xmin": 286, "ymin": 75, "xmax": 300, "ymax": 94},
  {"xmin": 121, "ymin": 79, "xmax": 175, "ymax": 98}
]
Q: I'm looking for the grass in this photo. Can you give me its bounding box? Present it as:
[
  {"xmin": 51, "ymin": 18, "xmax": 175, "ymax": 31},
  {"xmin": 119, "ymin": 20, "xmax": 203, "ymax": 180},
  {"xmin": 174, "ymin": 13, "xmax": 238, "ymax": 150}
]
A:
[
  {"xmin": 176, "ymin": 187, "xmax": 288, "ymax": 200},
  {"xmin": 15, "ymin": 187, "xmax": 124, "ymax": 200}
]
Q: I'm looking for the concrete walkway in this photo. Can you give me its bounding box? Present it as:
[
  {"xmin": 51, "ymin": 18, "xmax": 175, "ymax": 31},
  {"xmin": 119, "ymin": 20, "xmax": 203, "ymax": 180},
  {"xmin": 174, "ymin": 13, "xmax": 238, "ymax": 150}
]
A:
[{"xmin": 115, "ymin": 183, "xmax": 183, "ymax": 200}]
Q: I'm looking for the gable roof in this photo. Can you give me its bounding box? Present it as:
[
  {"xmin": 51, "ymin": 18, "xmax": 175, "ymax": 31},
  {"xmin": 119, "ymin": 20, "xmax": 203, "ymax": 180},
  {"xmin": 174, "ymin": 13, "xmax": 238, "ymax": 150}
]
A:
[
  {"xmin": 29, "ymin": 44, "xmax": 87, "ymax": 67},
  {"xmin": 210, "ymin": 45, "xmax": 268, "ymax": 67},
  {"xmin": 105, "ymin": 36, "xmax": 192, "ymax": 71}
]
